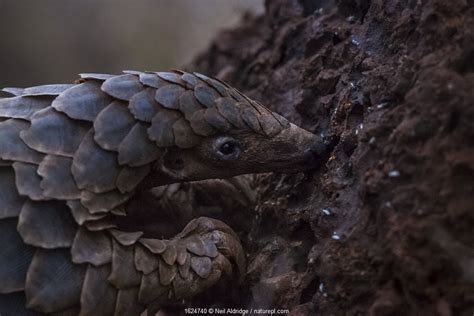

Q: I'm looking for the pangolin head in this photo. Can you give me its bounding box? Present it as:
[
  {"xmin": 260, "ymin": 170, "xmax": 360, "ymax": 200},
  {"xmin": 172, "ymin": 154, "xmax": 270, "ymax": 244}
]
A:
[{"xmin": 137, "ymin": 71, "xmax": 327, "ymax": 186}]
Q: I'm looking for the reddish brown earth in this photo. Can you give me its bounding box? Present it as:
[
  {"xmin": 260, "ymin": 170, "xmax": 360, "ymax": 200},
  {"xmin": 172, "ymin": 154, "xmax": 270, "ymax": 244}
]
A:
[{"xmin": 189, "ymin": 0, "xmax": 474, "ymax": 315}]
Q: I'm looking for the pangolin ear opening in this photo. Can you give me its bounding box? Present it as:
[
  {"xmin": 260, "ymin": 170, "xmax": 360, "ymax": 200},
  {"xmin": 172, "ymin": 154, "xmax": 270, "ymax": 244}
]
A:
[{"xmin": 161, "ymin": 150, "xmax": 186, "ymax": 178}]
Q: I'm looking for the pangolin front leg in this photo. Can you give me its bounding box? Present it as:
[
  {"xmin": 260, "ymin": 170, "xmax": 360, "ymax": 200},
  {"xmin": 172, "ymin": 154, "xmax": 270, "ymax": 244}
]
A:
[
  {"xmin": 77, "ymin": 217, "xmax": 245, "ymax": 315},
  {"xmin": 0, "ymin": 70, "xmax": 326, "ymax": 315}
]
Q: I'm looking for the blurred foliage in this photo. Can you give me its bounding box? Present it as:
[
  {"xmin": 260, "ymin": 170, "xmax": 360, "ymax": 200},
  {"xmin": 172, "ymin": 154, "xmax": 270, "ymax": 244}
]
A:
[{"xmin": 0, "ymin": 0, "xmax": 263, "ymax": 88}]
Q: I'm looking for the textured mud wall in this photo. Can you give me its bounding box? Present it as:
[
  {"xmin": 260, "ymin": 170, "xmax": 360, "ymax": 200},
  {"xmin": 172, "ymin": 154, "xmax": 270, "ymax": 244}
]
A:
[{"xmin": 193, "ymin": 0, "xmax": 474, "ymax": 314}]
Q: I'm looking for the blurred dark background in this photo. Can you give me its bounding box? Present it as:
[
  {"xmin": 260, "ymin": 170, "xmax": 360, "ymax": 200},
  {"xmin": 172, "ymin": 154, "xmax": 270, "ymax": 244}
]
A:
[{"xmin": 0, "ymin": 0, "xmax": 263, "ymax": 88}]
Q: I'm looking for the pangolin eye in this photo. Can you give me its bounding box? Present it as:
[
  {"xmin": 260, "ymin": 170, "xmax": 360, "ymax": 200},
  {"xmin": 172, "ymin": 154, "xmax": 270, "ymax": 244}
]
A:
[
  {"xmin": 219, "ymin": 142, "xmax": 237, "ymax": 155},
  {"xmin": 214, "ymin": 137, "xmax": 241, "ymax": 160}
]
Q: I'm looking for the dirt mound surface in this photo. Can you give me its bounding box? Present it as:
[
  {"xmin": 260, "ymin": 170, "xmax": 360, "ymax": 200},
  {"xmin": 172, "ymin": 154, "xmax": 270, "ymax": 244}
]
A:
[{"xmin": 193, "ymin": 0, "xmax": 474, "ymax": 315}]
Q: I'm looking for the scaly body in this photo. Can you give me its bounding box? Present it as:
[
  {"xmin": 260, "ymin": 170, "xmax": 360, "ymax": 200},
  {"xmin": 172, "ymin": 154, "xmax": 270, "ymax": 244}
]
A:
[{"xmin": 0, "ymin": 70, "xmax": 325, "ymax": 315}]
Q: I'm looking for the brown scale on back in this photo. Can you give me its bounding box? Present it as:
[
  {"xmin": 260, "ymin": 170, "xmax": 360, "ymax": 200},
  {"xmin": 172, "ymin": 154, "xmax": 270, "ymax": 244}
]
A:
[{"xmin": 0, "ymin": 70, "xmax": 326, "ymax": 315}]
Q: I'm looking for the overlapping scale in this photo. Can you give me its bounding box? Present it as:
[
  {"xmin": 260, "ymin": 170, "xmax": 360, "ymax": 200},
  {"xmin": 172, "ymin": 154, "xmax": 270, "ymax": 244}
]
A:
[
  {"xmin": 80, "ymin": 264, "xmax": 117, "ymax": 316},
  {"xmin": 72, "ymin": 130, "xmax": 120, "ymax": 193},
  {"xmin": 138, "ymin": 271, "xmax": 167, "ymax": 304},
  {"xmin": 139, "ymin": 238, "xmax": 167, "ymax": 254},
  {"xmin": 67, "ymin": 200, "xmax": 107, "ymax": 225},
  {"xmin": 148, "ymin": 109, "xmax": 181, "ymax": 147},
  {"xmin": 194, "ymin": 84, "xmax": 219, "ymax": 108},
  {"xmin": 158, "ymin": 258, "xmax": 177, "ymax": 286},
  {"xmin": 52, "ymin": 81, "xmax": 111, "ymax": 122},
  {"xmin": 101, "ymin": 74, "xmax": 143, "ymax": 101},
  {"xmin": 116, "ymin": 165, "xmax": 151, "ymax": 193},
  {"xmin": 79, "ymin": 73, "xmax": 114, "ymax": 81},
  {"xmin": 138, "ymin": 72, "xmax": 167, "ymax": 89},
  {"xmin": 156, "ymin": 72, "xmax": 186, "ymax": 86},
  {"xmin": 134, "ymin": 244, "xmax": 159, "ymax": 275},
  {"xmin": 12, "ymin": 162, "xmax": 46, "ymax": 201},
  {"xmin": 258, "ymin": 112, "xmax": 283, "ymax": 137},
  {"xmin": 80, "ymin": 190, "xmax": 130, "ymax": 214},
  {"xmin": 241, "ymin": 106, "xmax": 262, "ymax": 133},
  {"xmin": 216, "ymin": 97, "xmax": 245, "ymax": 128},
  {"xmin": 114, "ymin": 287, "xmax": 144, "ymax": 315},
  {"xmin": 155, "ymin": 84, "xmax": 185, "ymax": 110},
  {"xmin": 0, "ymin": 96, "xmax": 51, "ymax": 120},
  {"xmin": 189, "ymin": 110, "xmax": 216, "ymax": 136},
  {"xmin": 0, "ymin": 218, "xmax": 34, "ymax": 293},
  {"xmin": 110, "ymin": 229, "xmax": 143, "ymax": 246},
  {"xmin": 109, "ymin": 240, "xmax": 141, "ymax": 289},
  {"xmin": 178, "ymin": 90, "xmax": 204, "ymax": 120},
  {"xmin": 25, "ymin": 249, "xmax": 86, "ymax": 313},
  {"xmin": 0, "ymin": 167, "xmax": 25, "ymax": 219},
  {"xmin": 21, "ymin": 108, "xmax": 90, "ymax": 157},
  {"xmin": 17, "ymin": 200, "xmax": 77, "ymax": 249},
  {"xmin": 128, "ymin": 88, "xmax": 160, "ymax": 122},
  {"xmin": 71, "ymin": 227, "xmax": 112, "ymax": 266},
  {"xmin": 172, "ymin": 118, "xmax": 201, "ymax": 148},
  {"xmin": 181, "ymin": 72, "xmax": 201, "ymax": 88},
  {"xmin": 3, "ymin": 84, "xmax": 74, "ymax": 97},
  {"xmin": 161, "ymin": 242, "xmax": 178, "ymax": 266},
  {"xmin": 93, "ymin": 101, "xmax": 135, "ymax": 151},
  {"xmin": 204, "ymin": 107, "xmax": 231, "ymax": 131},
  {"xmin": 118, "ymin": 122, "xmax": 160, "ymax": 167},
  {"xmin": 38, "ymin": 155, "xmax": 81, "ymax": 200},
  {"xmin": 190, "ymin": 256, "xmax": 212, "ymax": 279},
  {"xmin": 0, "ymin": 119, "xmax": 45, "ymax": 164}
]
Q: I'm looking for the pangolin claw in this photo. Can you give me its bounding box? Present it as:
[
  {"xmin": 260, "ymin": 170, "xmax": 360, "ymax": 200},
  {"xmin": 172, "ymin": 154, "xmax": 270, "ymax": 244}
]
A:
[{"xmin": 138, "ymin": 217, "xmax": 244, "ymax": 309}]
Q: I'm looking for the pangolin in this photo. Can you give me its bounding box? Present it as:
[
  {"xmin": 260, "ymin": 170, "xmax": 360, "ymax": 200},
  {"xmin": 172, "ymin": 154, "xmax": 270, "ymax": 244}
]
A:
[{"xmin": 0, "ymin": 70, "xmax": 326, "ymax": 315}]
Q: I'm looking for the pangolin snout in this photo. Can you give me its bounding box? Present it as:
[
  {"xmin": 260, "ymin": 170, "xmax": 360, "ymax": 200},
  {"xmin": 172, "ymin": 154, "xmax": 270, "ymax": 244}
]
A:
[{"xmin": 271, "ymin": 123, "xmax": 328, "ymax": 171}]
